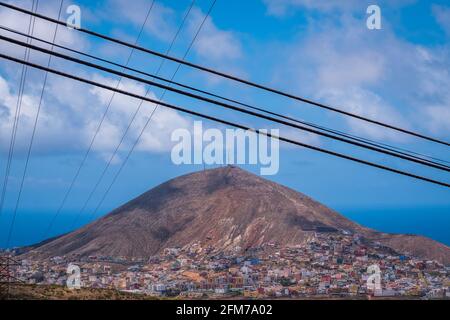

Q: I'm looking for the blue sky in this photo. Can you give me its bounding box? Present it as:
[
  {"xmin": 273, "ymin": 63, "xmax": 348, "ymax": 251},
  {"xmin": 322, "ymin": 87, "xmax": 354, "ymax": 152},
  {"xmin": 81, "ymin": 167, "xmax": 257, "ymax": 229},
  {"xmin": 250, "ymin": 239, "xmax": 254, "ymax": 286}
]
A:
[{"xmin": 0, "ymin": 0, "xmax": 449, "ymax": 247}]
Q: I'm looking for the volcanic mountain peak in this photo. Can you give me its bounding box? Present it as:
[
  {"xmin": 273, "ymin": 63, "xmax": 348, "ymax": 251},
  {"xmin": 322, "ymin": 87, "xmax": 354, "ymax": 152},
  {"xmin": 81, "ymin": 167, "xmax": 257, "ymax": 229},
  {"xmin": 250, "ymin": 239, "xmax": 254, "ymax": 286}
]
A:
[{"xmin": 26, "ymin": 166, "xmax": 450, "ymax": 265}]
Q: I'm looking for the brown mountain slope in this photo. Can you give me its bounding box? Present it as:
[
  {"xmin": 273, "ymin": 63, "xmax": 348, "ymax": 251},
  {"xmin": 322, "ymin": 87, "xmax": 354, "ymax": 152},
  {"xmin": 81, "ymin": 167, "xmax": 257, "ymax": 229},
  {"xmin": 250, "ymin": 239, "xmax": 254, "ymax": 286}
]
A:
[
  {"xmin": 26, "ymin": 166, "xmax": 450, "ymax": 264},
  {"xmin": 368, "ymin": 234, "xmax": 450, "ymax": 265}
]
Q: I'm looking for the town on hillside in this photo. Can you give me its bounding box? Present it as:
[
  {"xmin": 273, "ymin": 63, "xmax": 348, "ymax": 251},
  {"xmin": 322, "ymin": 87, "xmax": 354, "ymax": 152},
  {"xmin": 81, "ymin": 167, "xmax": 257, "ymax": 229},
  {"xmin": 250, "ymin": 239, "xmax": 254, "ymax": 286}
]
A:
[{"xmin": 4, "ymin": 231, "xmax": 450, "ymax": 299}]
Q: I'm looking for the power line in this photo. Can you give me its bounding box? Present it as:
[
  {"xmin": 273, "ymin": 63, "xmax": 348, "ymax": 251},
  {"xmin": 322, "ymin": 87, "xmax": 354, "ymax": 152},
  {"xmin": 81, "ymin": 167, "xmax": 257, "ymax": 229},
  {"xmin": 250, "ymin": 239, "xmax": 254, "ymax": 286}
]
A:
[
  {"xmin": 43, "ymin": 0, "xmax": 156, "ymax": 238},
  {"xmin": 71, "ymin": 0, "xmax": 198, "ymax": 228},
  {"xmin": 89, "ymin": 0, "xmax": 218, "ymax": 221},
  {"xmin": 1, "ymin": 54, "xmax": 448, "ymax": 188},
  {"xmin": 0, "ymin": 0, "xmax": 37, "ymax": 230},
  {"xmin": 3, "ymin": 35, "xmax": 449, "ymax": 173},
  {"xmin": 2, "ymin": 25, "xmax": 449, "ymax": 170},
  {"xmin": 1, "ymin": 1, "xmax": 448, "ymax": 147},
  {"xmin": 5, "ymin": 0, "xmax": 64, "ymax": 248}
]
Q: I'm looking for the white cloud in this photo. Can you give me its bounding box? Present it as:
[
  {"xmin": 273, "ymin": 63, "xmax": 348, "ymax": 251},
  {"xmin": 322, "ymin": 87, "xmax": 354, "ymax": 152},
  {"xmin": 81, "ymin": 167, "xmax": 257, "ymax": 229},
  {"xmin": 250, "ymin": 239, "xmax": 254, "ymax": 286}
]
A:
[
  {"xmin": 433, "ymin": 5, "xmax": 450, "ymax": 36},
  {"xmin": 187, "ymin": 8, "xmax": 242, "ymax": 62},
  {"xmin": 305, "ymin": 40, "xmax": 385, "ymax": 89},
  {"xmin": 279, "ymin": 126, "xmax": 321, "ymax": 149},
  {"xmin": 269, "ymin": 12, "xmax": 450, "ymax": 140},
  {"xmin": 0, "ymin": 1, "xmax": 197, "ymax": 162},
  {"xmin": 0, "ymin": 0, "xmax": 86, "ymax": 46},
  {"xmin": 178, "ymin": 7, "xmax": 245, "ymax": 87},
  {"xmin": 410, "ymin": 46, "xmax": 450, "ymax": 135},
  {"xmin": 0, "ymin": 71, "xmax": 194, "ymax": 160},
  {"xmin": 263, "ymin": 0, "xmax": 415, "ymax": 17},
  {"xmin": 0, "ymin": 0, "xmax": 88, "ymax": 66},
  {"xmin": 107, "ymin": 0, "xmax": 176, "ymax": 43},
  {"xmin": 0, "ymin": 74, "xmax": 80, "ymax": 155},
  {"xmin": 424, "ymin": 105, "xmax": 450, "ymax": 134},
  {"xmin": 263, "ymin": 0, "xmax": 362, "ymax": 16},
  {"xmin": 317, "ymin": 88, "xmax": 408, "ymax": 141},
  {"xmin": 136, "ymin": 106, "xmax": 191, "ymax": 153}
]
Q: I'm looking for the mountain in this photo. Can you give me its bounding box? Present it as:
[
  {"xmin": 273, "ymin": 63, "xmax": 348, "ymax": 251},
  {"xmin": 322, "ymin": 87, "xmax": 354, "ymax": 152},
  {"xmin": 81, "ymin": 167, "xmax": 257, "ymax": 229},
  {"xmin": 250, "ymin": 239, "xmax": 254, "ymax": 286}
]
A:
[{"xmin": 25, "ymin": 166, "xmax": 450, "ymax": 265}]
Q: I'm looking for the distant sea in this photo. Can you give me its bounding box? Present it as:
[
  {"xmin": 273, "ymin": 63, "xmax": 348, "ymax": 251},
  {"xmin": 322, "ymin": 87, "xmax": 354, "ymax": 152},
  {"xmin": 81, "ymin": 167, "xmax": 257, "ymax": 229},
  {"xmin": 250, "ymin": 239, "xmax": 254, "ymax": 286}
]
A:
[
  {"xmin": 341, "ymin": 206, "xmax": 450, "ymax": 246},
  {"xmin": 0, "ymin": 211, "xmax": 91, "ymax": 250},
  {"xmin": 0, "ymin": 206, "xmax": 449, "ymax": 249}
]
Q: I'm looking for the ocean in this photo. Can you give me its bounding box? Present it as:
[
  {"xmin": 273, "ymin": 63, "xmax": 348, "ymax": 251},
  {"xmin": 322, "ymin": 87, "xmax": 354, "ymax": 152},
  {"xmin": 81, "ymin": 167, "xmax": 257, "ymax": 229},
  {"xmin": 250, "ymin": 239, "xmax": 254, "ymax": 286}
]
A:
[{"xmin": 342, "ymin": 206, "xmax": 450, "ymax": 246}]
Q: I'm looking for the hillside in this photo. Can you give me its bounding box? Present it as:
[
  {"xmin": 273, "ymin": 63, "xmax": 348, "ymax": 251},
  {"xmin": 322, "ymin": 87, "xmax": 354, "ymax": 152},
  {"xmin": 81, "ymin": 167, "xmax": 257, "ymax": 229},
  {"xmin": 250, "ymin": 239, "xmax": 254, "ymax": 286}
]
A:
[{"xmin": 25, "ymin": 166, "xmax": 450, "ymax": 265}]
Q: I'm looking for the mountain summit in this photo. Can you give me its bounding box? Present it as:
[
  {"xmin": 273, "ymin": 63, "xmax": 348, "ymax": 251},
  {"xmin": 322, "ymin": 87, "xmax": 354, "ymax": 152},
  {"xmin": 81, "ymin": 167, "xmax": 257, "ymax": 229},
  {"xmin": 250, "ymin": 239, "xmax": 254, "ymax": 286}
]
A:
[{"xmin": 27, "ymin": 166, "xmax": 450, "ymax": 264}]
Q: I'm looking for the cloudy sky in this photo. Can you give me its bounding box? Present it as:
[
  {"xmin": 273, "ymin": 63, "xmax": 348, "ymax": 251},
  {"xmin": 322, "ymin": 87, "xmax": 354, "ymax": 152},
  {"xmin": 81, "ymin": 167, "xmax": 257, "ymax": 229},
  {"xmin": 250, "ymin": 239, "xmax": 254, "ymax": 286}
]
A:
[{"xmin": 0, "ymin": 0, "xmax": 449, "ymax": 247}]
